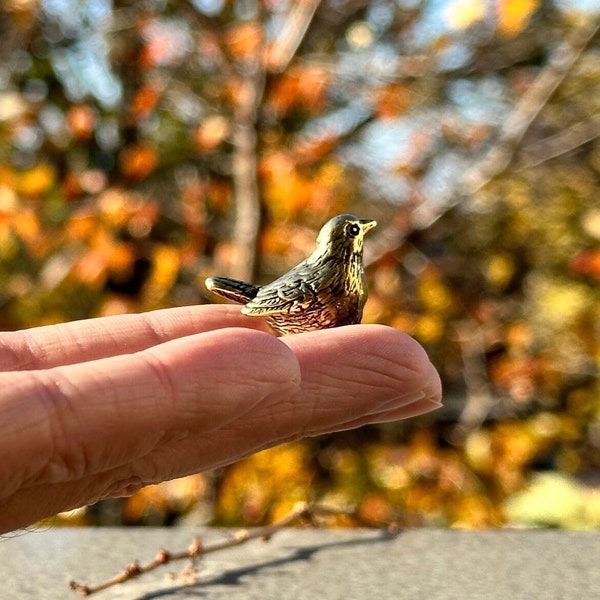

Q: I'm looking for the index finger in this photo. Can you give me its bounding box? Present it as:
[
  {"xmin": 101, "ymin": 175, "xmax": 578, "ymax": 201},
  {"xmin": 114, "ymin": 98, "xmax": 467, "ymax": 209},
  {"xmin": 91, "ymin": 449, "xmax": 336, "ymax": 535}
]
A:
[{"xmin": 0, "ymin": 305, "xmax": 269, "ymax": 371}]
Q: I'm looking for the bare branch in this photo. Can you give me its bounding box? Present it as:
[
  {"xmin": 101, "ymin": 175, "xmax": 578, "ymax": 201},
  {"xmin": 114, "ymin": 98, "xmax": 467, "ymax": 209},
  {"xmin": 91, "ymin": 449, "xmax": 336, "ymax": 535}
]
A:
[
  {"xmin": 519, "ymin": 121, "xmax": 600, "ymax": 169},
  {"xmin": 450, "ymin": 320, "xmax": 497, "ymax": 444},
  {"xmin": 229, "ymin": 52, "xmax": 266, "ymax": 281},
  {"xmin": 228, "ymin": 0, "xmax": 327, "ymax": 280},
  {"xmin": 266, "ymin": 0, "xmax": 323, "ymax": 73},
  {"xmin": 68, "ymin": 503, "xmax": 395, "ymax": 596}
]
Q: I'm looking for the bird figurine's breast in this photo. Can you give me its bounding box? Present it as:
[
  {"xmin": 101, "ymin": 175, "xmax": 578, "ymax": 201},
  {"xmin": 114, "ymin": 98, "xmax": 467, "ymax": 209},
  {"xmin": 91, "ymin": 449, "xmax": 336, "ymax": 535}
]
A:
[{"xmin": 205, "ymin": 214, "xmax": 377, "ymax": 335}]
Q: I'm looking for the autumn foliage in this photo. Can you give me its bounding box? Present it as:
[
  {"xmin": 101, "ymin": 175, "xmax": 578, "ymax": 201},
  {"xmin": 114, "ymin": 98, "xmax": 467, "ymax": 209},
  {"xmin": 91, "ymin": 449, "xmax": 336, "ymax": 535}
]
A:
[{"xmin": 1, "ymin": 0, "xmax": 600, "ymax": 529}]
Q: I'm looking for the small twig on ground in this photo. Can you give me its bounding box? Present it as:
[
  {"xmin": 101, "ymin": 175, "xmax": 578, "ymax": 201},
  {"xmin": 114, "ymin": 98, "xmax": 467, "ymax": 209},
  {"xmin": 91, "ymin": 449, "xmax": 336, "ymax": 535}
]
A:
[{"xmin": 68, "ymin": 503, "xmax": 395, "ymax": 596}]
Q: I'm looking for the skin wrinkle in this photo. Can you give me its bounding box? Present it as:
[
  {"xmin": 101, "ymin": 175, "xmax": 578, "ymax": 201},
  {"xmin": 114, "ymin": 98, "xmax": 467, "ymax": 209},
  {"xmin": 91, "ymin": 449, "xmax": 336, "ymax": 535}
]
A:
[
  {"xmin": 168, "ymin": 395, "xmax": 440, "ymax": 469},
  {"xmin": 21, "ymin": 328, "xmax": 56, "ymax": 370},
  {"xmin": 5, "ymin": 330, "xmax": 46, "ymax": 371},
  {"xmin": 364, "ymin": 328, "xmax": 434, "ymax": 378},
  {"xmin": 25, "ymin": 369, "xmax": 85, "ymax": 486},
  {"xmin": 1, "ymin": 410, "xmax": 439, "ymax": 534},
  {"xmin": 61, "ymin": 314, "xmax": 165, "ymax": 366},
  {"xmin": 256, "ymin": 391, "xmax": 310, "ymax": 441},
  {"xmin": 12, "ymin": 337, "xmax": 212, "ymax": 492},
  {"xmin": 3, "ymin": 463, "xmax": 151, "ymax": 532},
  {"xmin": 57, "ymin": 322, "xmax": 87, "ymax": 367},
  {"xmin": 0, "ymin": 335, "xmax": 28, "ymax": 372},
  {"xmin": 284, "ymin": 326, "xmax": 441, "ymax": 410},
  {"xmin": 125, "ymin": 379, "xmax": 304, "ymax": 485},
  {"xmin": 312, "ymin": 401, "xmax": 439, "ymax": 435},
  {"xmin": 136, "ymin": 332, "xmax": 298, "ymax": 476},
  {"xmin": 368, "ymin": 390, "xmax": 428, "ymax": 414},
  {"xmin": 282, "ymin": 343, "xmax": 432, "ymax": 423},
  {"xmin": 205, "ymin": 334, "xmax": 301, "ymax": 400},
  {"xmin": 311, "ymin": 367, "xmax": 405, "ymax": 405},
  {"xmin": 137, "ymin": 310, "xmax": 174, "ymax": 348},
  {"xmin": 346, "ymin": 341, "xmax": 432, "ymax": 392},
  {"xmin": 111, "ymin": 477, "xmax": 146, "ymax": 498},
  {"xmin": 139, "ymin": 349, "xmax": 179, "ymax": 418},
  {"xmin": 352, "ymin": 355, "xmax": 424, "ymax": 391},
  {"xmin": 151, "ymin": 330, "xmax": 295, "ymax": 429}
]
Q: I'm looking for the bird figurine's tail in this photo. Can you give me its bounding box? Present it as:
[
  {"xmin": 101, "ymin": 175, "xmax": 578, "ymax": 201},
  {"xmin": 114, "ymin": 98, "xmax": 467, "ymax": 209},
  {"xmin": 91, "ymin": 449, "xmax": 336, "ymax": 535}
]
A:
[{"xmin": 205, "ymin": 277, "xmax": 260, "ymax": 304}]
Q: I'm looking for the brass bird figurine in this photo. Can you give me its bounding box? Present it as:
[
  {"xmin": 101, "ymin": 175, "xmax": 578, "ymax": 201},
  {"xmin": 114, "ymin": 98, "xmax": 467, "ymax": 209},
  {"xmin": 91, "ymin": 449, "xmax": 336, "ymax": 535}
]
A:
[{"xmin": 205, "ymin": 214, "xmax": 377, "ymax": 335}]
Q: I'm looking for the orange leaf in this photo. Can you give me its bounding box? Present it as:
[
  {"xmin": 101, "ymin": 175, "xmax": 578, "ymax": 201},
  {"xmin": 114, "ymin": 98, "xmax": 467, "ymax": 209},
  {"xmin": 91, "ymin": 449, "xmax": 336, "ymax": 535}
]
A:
[
  {"xmin": 373, "ymin": 83, "xmax": 412, "ymax": 120},
  {"xmin": 293, "ymin": 135, "xmax": 339, "ymax": 165},
  {"xmin": 66, "ymin": 105, "xmax": 95, "ymax": 142},
  {"xmin": 224, "ymin": 21, "xmax": 262, "ymax": 60},
  {"xmin": 61, "ymin": 172, "xmax": 84, "ymax": 200},
  {"xmin": 73, "ymin": 250, "xmax": 108, "ymax": 287},
  {"xmin": 268, "ymin": 66, "xmax": 329, "ymax": 117},
  {"xmin": 131, "ymin": 83, "xmax": 162, "ymax": 121},
  {"xmin": 119, "ymin": 144, "xmax": 158, "ymax": 180},
  {"xmin": 11, "ymin": 208, "xmax": 39, "ymax": 242},
  {"xmin": 106, "ymin": 242, "xmax": 136, "ymax": 273},
  {"xmin": 0, "ymin": 165, "xmax": 16, "ymax": 189},
  {"xmin": 66, "ymin": 214, "xmax": 99, "ymax": 241},
  {"xmin": 206, "ymin": 180, "xmax": 231, "ymax": 212}
]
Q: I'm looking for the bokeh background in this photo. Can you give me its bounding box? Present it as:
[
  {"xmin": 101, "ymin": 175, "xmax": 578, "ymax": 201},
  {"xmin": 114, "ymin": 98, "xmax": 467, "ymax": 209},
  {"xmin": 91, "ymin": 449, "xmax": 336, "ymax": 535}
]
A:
[{"xmin": 1, "ymin": 0, "xmax": 600, "ymax": 529}]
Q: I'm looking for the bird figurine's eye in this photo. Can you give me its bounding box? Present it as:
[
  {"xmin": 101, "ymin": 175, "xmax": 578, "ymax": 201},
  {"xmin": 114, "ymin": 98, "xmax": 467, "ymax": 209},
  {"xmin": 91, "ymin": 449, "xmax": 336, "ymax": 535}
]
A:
[{"xmin": 347, "ymin": 223, "xmax": 360, "ymax": 238}]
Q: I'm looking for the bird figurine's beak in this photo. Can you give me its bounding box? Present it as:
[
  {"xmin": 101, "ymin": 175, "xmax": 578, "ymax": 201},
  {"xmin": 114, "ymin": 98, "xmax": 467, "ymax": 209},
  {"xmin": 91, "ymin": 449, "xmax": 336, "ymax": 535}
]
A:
[{"xmin": 359, "ymin": 219, "xmax": 377, "ymax": 232}]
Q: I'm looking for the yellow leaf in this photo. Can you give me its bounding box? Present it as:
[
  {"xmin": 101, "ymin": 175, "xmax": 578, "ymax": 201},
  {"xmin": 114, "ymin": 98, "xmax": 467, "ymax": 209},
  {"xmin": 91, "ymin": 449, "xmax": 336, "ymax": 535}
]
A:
[
  {"xmin": 18, "ymin": 164, "xmax": 55, "ymax": 197},
  {"xmin": 485, "ymin": 253, "xmax": 515, "ymax": 288},
  {"xmin": 152, "ymin": 244, "xmax": 180, "ymax": 288},
  {"xmin": 497, "ymin": 0, "xmax": 539, "ymax": 37},
  {"xmin": 418, "ymin": 270, "xmax": 454, "ymax": 313},
  {"xmin": 415, "ymin": 314, "xmax": 445, "ymax": 344},
  {"xmin": 142, "ymin": 244, "xmax": 181, "ymax": 305},
  {"xmin": 193, "ymin": 115, "xmax": 230, "ymax": 153},
  {"xmin": 445, "ymin": 0, "xmax": 486, "ymax": 30}
]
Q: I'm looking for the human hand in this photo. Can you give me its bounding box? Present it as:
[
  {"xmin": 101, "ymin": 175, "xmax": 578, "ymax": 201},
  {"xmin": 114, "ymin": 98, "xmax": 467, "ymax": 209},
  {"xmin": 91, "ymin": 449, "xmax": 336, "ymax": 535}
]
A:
[{"xmin": 0, "ymin": 305, "xmax": 441, "ymax": 533}]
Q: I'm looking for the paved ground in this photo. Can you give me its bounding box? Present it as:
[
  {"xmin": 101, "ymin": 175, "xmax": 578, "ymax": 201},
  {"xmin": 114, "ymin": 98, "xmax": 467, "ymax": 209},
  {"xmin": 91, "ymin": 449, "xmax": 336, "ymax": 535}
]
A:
[{"xmin": 1, "ymin": 527, "xmax": 599, "ymax": 599}]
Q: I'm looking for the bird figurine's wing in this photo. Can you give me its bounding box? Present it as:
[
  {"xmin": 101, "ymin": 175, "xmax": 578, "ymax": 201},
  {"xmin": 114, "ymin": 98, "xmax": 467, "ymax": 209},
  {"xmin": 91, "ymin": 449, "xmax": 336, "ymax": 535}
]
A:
[
  {"xmin": 205, "ymin": 276, "xmax": 260, "ymax": 304},
  {"xmin": 242, "ymin": 262, "xmax": 332, "ymax": 317}
]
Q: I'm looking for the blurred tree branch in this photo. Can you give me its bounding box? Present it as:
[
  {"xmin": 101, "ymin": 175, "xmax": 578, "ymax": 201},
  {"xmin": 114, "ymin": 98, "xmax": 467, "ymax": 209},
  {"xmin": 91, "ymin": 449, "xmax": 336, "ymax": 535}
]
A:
[
  {"xmin": 519, "ymin": 120, "xmax": 600, "ymax": 169},
  {"xmin": 266, "ymin": 0, "xmax": 323, "ymax": 73},
  {"xmin": 450, "ymin": 320, "xmax": 497, "ymax": 444},
  {"xmin": 364, "ymin": 17, "xmax": 600, "ymax": 267},
  {"xmin": 228, "ymin": 1, "xmax": 324, "ymax": 281},
  {"xmin": 229, "ymin": 47, "xmax": 266, "ymax": 281}
]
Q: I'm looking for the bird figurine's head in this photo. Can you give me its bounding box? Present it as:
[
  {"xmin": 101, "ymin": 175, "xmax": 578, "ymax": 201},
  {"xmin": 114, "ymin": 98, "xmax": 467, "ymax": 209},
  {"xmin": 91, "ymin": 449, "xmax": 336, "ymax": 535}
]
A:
[{"xmin": 314, "ymin": 214, "xmax": 377, "ymax": 257}]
